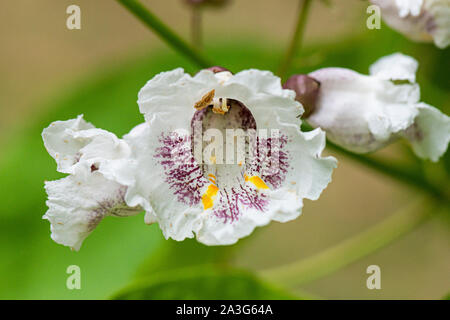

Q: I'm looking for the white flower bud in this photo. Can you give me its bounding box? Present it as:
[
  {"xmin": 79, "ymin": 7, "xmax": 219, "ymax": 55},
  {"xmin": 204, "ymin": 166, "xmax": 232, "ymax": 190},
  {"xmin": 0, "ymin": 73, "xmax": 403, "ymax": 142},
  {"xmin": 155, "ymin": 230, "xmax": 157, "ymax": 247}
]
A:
[{"xmin": 307, "ymin": 53, "xmax": 450, "ymax": 161}]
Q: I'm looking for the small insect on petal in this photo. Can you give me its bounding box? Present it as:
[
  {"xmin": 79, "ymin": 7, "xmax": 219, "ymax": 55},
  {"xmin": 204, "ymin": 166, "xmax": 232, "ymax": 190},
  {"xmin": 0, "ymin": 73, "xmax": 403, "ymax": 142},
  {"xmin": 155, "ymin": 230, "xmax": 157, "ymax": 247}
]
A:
[{"xmin": 194, "ymin": 89, "xmax": 215, "ymax": 110}]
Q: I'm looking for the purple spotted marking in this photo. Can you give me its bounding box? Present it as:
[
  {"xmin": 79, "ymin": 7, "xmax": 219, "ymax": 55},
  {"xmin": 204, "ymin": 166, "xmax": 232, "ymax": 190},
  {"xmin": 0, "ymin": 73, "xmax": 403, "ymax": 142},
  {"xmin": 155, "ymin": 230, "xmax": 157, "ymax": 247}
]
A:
[
  {"xmin": 155, "ymin": 133, "xmax": 208, "ymax": 206},
  {"xmin": 213, "ymin": 185, "xmax": 269, "ymax": 223},
  {"xmin": 247, "ymin": 134, "xmax": 290, "ymax": 189},
  {"xmin": 89, "ymin": 186, "xmax": 139, "ymax": 231}
]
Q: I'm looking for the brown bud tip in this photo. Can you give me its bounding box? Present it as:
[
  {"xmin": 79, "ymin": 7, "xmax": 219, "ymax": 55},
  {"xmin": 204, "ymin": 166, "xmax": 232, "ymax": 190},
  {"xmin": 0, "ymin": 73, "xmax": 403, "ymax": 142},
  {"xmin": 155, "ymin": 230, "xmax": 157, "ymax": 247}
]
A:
[
  {"xmin": 205, "ymin": 66, "xmax": 231, "ymax": 73},
  {"xmin": 283, "ymin": 75, "xmax": 320, "ymax": 119}
]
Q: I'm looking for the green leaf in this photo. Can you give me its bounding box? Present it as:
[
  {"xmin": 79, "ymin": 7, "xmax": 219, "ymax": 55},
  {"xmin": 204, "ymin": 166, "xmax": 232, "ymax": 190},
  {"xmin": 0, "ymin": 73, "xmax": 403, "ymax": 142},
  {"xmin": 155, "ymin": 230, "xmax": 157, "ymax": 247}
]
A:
[
  {"xmin": 135, "ymin": 238, "xmax": 234, "ymax": 278},
  {"xmin": 112, "ymin": 266, "xmax": 300, "ymax": 300}
]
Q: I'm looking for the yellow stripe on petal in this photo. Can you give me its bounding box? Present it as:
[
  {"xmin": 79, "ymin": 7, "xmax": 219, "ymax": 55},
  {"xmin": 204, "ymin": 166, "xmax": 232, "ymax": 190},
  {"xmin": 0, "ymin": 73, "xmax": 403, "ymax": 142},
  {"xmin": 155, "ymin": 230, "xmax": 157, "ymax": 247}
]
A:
[
  {"xmin": 202, "ymin": 184, "xmax": 219, "ymax": 210},
  {"xmin": 208, "ymin": 174, "xmax": 217, "ymax": 185},
  {"xmin": 244, "ymin": 174, "xmax": 270, "ymax": 190}
]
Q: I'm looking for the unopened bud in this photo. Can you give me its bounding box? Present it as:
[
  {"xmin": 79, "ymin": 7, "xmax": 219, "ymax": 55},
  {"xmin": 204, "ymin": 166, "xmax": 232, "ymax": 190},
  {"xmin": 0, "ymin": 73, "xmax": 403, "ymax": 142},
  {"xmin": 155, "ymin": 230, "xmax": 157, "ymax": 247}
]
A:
[
  {"xmin": 205, "ymin": 66, "xmax": 231, "ymax": 73},
  {"xmin": 283, "ymin": 75, "xmax": 320, "ymax": 118}
]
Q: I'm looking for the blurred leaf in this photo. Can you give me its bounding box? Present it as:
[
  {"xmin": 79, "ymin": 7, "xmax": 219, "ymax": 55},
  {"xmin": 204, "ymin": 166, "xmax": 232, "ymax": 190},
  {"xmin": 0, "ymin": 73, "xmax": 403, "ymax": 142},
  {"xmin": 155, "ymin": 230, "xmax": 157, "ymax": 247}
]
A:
[
  {"xmin": 443, "ymin": 149, "xmax": 450, "ymax": 175},
  {"xmin": 112, "ymin": 266, "xmax": 300, "ymax": 300},
  {"xmin": 319, "ymin": 0, "xmax": 332, "ymax": 7},
  {"xmin": 136, "ymin": 238, "xmax": 234, "ymax": 278}
]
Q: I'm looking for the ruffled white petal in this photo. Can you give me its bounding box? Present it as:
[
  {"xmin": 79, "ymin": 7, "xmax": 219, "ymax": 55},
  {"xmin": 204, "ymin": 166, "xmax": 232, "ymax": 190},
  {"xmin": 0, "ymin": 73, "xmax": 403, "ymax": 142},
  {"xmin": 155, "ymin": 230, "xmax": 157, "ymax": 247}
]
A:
[
  {"xmin": 223, "ymin": 69, "xmax": 304, "ymax": 127},
  {"xmin": 138, "ymin": 68, "xmax": 210, "ymax": 129},
  {"xmin": 42, "ymin": 115, "xmax": 134, "ymax": 186},
  {"xmin": 284, "ymin": 128, "xmax": 337, "ymax": 201},
  {"xmin": 425, "ymin": 0, "xmax": 450, "ymax": 48},
  {"xmin": 44, "ymin": 173, "xmax": 141, "ymax": 250},
  {"xmin": 308, "ymin": 54, "xmax": 449, "ymax": 161},
  {"xmin": 42, "ymin": 115, "xmax": 94, "ymax": 173},
  {"xmin": 138, "ymin": 68, "xmax": 303, "ymax": 129},
  {"xmin": 395, "ymin": 0, "xmax": 424, "ymax": 17},
  {"xmin": 369, "ymin": 53, "xmax": 418, "ymax": 83},
  {"xmin": 402, "ymin": 103, "xmax": 450, "ymax": 162}
]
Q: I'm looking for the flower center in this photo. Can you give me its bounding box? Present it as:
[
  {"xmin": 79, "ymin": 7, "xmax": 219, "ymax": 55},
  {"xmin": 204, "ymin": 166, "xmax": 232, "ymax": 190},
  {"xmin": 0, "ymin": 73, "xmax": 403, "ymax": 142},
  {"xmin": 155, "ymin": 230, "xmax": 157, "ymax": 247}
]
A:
[
  {"xmin": 191, "ymin": 94, "xmax": 273, "ymax": 213},
  {"xmin": 191, "ymin": 96, "xmax": 257, "ymax": 185}
]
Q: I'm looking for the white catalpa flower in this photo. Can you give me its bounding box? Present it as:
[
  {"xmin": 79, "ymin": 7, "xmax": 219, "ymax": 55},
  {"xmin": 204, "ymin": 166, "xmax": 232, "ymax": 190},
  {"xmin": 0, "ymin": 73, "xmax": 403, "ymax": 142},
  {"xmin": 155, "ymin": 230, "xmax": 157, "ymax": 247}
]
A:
[
  {"xmin": 42, "ymin": 116, "xmax": 142, "ymax": 250},
  {"xmin": 123, "ymin": 68, "xmax": 337, "ymax": 245},
  {"xmin": 370, "ymin": 0, "xmax": 450, "ymax": 49},
  {"xmin": 304, "ymin": 53, "xmax": 450, "ymax": 161}
]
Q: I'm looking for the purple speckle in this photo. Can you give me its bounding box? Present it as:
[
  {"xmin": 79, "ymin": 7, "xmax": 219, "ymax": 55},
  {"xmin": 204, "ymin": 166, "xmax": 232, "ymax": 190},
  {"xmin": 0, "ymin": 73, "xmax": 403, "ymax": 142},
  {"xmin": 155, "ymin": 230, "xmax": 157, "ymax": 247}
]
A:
[
  {"xmin": 213, "ymin": 185, "xmax": 269, "ymax": 223},
  {"xmin": 155, "ymin": 133, "xmax": 208, "ymax": 206},
  {"xmin": 248, "ymin": 134, "xmax": 289, "ymax": 189}
]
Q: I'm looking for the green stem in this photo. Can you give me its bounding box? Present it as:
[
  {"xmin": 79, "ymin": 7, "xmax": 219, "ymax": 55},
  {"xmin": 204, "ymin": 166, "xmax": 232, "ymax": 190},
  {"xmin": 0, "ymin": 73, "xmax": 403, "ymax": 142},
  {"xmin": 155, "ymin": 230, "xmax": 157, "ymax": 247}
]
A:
[
  {"xmin": 260, "ymin": 197, "xmax": 434, "ymax": 287},
  {"xmin": 327, "ymin": 141, "xmax": 445, "ymax": 200},
  {"xmin": 277, "ymin": 0, "xmax": 313, "ymax": 80},
  {"xmin": 191, "ymin": 7, "xmax": 202, "ymax": 49},
  {"xmin": 116, "ymin": 0, "xmax": 211, "ymax": 68}
]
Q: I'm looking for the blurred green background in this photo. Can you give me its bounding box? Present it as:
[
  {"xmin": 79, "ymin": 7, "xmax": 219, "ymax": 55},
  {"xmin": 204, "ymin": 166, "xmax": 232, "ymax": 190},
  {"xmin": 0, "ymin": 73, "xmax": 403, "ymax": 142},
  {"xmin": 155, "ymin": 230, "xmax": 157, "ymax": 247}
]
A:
[{"xmin": 0, "ymin": 0, "xmax": 449, "ymax": 299}]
